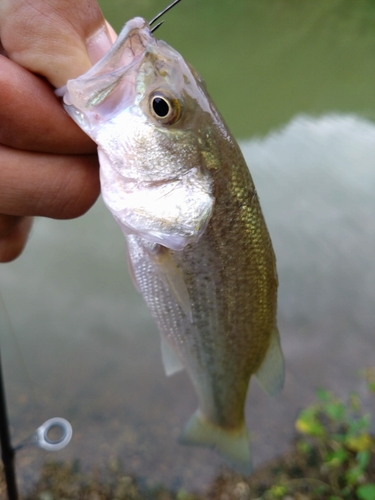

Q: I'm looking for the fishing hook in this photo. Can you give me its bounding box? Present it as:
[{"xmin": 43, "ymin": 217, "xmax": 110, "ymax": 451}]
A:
[
  {"xmin": 149, "ymin": 0, "xmax": 182, "ymax": 31},
  {"xmin": 150, "ymin": 21, "xmax": 164, "ymax": 34}
]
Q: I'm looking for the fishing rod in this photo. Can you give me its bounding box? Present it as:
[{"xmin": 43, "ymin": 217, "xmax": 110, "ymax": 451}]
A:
[
  {"xmin": 0, "ymin": 345, "xmax": 73, "ymax": 499},
  {"xmin": 0, "ymin": 346, "xmax": 18, "ymax": 499}
]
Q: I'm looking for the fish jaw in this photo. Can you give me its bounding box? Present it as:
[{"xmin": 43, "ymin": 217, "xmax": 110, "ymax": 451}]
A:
[{"xmin": 60, "ymin": 17, "xmax": 152, "ymax": 137}]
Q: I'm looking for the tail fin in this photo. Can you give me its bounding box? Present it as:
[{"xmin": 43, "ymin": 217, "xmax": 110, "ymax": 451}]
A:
[{"xmin": 179, "ymin": 410, "xmax": 252, "ymax": 475}]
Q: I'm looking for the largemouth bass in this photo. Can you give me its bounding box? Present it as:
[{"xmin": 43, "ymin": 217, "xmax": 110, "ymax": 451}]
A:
[{"xmin": 59, "ymin": 16, "xmax": 284, "ymax": 473}]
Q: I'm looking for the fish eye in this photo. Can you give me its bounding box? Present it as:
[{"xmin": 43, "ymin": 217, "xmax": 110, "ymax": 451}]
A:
[
  {"xmin": 152, "ymin": 97, "xmax": 170, "ymax": 117},
  {"xmin": 149, "ymin": 92, "xmax": 181, "ymax": 125}
]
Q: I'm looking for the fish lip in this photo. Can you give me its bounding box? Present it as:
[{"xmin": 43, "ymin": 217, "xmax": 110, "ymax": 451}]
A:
[
  {"xmin": 56, "ymin": 17, "xmax": 156, "ymax": 133},
  {"xmin": 83, "ymin": 17, "xmax": 153, "ymax": 77}
]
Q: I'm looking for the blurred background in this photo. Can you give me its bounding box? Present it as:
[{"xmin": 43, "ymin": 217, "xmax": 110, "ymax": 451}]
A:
[{"xmin": 0, "ymin": 0, "xmax": 374, "ymax": 494}]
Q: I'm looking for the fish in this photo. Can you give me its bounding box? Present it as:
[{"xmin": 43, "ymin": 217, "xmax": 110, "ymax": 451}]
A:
[{"xmin": 58, "ymin": 14, "xmax": 284, "ymax": 474}]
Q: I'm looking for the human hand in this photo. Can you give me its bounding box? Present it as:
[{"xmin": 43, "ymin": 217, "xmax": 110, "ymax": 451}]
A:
[{"xmin": 0, "ymin": 0, "xmax": 116, "ymax": 262}]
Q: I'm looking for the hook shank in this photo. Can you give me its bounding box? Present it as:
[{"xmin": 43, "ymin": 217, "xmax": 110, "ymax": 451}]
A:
[{"xmin": 149, "ymin": 0, "xmax": 183, "ymax": 27}]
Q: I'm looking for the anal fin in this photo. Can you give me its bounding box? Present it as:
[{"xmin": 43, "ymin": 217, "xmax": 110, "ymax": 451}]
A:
[{"xmin": 255, "ymin": 325, "xmax": 285, "ymax": 396}]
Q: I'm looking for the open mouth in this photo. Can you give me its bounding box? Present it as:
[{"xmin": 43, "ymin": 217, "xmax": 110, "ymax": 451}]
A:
[{"xmin": 58, "ymin": 17, "xmax": 155, "ymax": 131}]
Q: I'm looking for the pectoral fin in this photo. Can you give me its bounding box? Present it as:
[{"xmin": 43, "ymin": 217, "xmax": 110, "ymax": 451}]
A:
[
  {"xmin": 151, "ymin": 248, "xmax": 193, "ymax": 321},
  {"xmin": 255, "ymin": 325, "xmax": 285, "ymax": 396},
  {"xmin": 160, "ymin": 336, "xmax": 185, "ymax": 376}
]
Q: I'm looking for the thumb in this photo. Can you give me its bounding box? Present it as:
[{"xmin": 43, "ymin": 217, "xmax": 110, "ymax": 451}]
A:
[{"xmin": 0, "ymin": 0, "xmax": 116, "ymax": 87}]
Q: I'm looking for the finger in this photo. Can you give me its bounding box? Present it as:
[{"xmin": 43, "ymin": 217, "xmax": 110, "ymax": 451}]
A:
[
  {"xmin": 86, "ymin": 20, "xmax": 118, "ymax": 64},
  {"xmin": 0, "ymin": 216, "xmax": 33, "ymax": 262},
  {"xmin": 0, "ymin": 214, "xmax": 25, "ymax": 238},
  {"xmin": 0, "ymin": 145, "xmax": 100, "ymax": 219},
  {"xmin": 0, "ymin": 0, "xmax": 113, "ymax": 87},
  {"xmin": 0, "ymin": 55, "xmax": 96, "ymax": 154}
]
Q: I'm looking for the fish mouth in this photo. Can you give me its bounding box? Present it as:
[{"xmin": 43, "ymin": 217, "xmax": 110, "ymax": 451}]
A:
[{"xmin": 58, "ymin": 17, "xmax": 155, "ymax": 133}]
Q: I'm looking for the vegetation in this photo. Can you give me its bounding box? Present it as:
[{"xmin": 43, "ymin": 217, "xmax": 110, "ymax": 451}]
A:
[
  {"xmin": 293, "ymin": 389, "xmax": 374, "ymax": 499},
  {"xmin": 256, "ymin": 367, "xmax": 375, "ymax": 500}
]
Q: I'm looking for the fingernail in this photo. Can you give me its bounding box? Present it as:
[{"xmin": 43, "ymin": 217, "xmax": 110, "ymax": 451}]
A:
[{"xmin": 86, "ymin": 26, "xmax": 113, "ymax": 64}]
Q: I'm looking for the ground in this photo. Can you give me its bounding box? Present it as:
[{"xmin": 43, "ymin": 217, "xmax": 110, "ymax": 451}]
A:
[{"xmin": 1, "ymin": 437, "xmax": 374, "ymax": 500}]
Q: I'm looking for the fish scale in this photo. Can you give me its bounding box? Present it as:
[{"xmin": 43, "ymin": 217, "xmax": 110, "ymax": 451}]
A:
[{"xmin": 60, "ymin": 15, "xmax": 284, "ymax": 474}]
